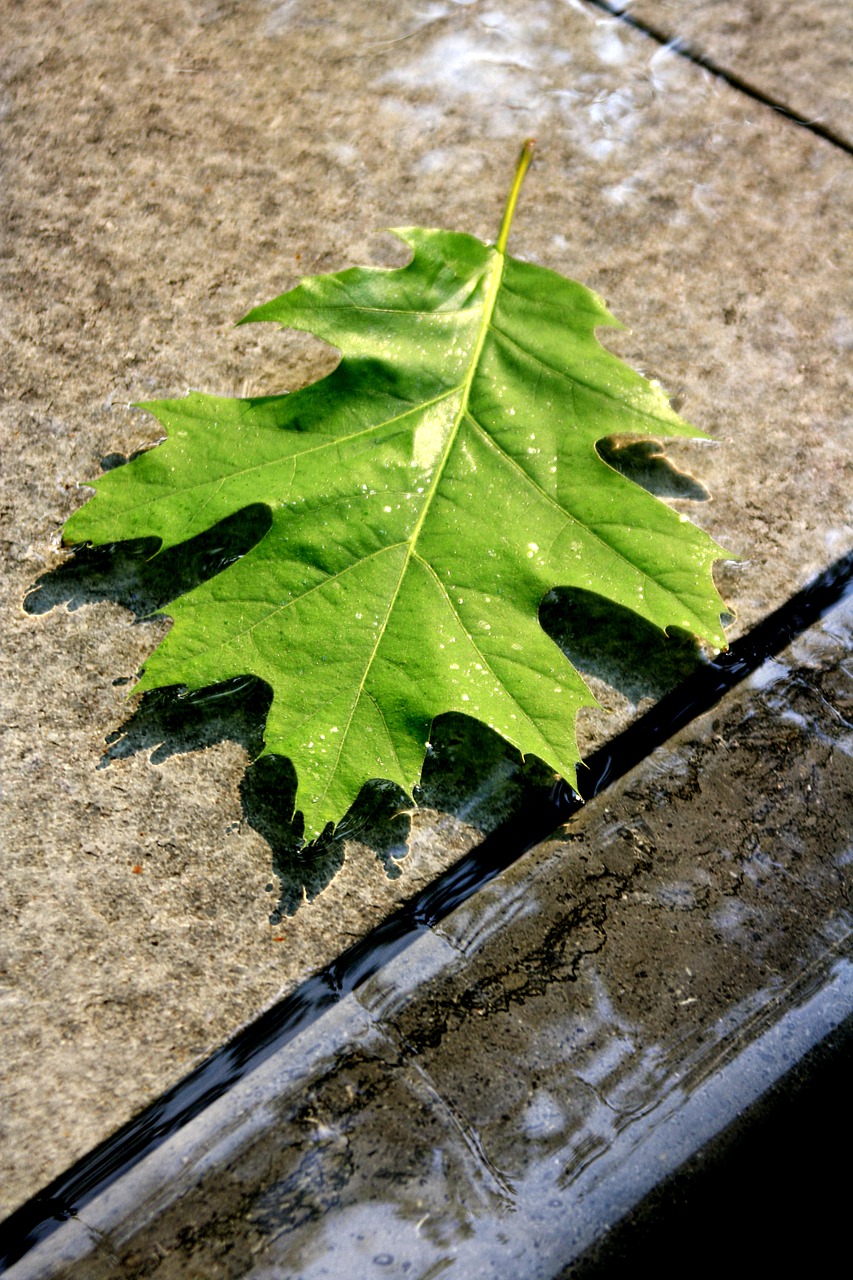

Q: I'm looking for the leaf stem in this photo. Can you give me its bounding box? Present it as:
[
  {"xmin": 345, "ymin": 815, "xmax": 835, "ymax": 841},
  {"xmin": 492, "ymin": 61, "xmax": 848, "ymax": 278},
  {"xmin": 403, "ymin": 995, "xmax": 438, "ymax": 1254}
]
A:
[{"xmin": 496, "ymin": 138, "xmax": 536, "ymax": 255}]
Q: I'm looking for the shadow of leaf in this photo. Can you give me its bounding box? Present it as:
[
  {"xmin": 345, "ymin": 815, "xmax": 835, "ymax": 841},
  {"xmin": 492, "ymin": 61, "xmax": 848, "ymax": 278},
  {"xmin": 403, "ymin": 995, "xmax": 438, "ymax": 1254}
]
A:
[
  {"xmin": 100, "ymin": 677, "xmax": 272, "ymax": 766},
  {"xmin": 541, "ymin": 587, "xmax": 703, "ymax": 705},
  {"xmin": 596, "ymin": 438, "xmax": 710, "ymax": 502},
  {"xmin": 417, "ymin": 713, "xmax": 558, "ymax": 833},
  {"xmin": 24, "ymin": 503, "xmax": 272, "ymax": 619},
  {"xmin": 244, "ymin": 759, "xmax": 413, "ymax": 920},
  {"xmin": 28, "ymin": 483, "xmax": 710, "ymax": 916}
]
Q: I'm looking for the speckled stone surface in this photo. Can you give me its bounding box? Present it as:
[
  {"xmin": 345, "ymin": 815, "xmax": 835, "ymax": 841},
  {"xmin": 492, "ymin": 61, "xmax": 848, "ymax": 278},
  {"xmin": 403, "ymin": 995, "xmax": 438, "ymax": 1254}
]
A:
[{"xmin": 1, "ymin": 0, "xmax": 851, "ymax": 1218}]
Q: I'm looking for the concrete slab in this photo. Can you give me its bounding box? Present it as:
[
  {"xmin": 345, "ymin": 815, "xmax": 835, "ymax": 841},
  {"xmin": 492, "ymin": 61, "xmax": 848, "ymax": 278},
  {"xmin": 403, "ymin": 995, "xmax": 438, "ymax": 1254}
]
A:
[
  {"xmin": 1, "ymin": 0, "xmax": 851, "ymax": 1218},
  {"xmin": 7, "ymin": 584, "xmax": 852, "ymax": 1276},
  {"xmin": 616, "ymin": 0, "xmax": 853, "ymax": 148}
]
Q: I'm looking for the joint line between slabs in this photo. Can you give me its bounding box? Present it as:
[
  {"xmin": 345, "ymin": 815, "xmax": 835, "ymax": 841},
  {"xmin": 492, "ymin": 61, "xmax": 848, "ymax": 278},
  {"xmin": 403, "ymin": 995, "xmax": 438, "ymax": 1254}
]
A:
[{"xmin": 584, "ymin": 0, "xmax": 853, "ymax": 156}]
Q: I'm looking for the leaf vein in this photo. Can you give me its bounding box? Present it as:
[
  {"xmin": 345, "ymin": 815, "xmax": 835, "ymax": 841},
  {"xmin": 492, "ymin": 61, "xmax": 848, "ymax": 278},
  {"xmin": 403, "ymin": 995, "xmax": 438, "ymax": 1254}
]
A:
[
  {"xmin": 413, "ymin": 552, "xmax": 555, "ymax": 757},
  {"xmin": 486, "ymin": 321, "xmax": 677, "ymax": 430},
  {"xmin": 462, "ymin": 409, "xmax": 701, "ymax": 621}
]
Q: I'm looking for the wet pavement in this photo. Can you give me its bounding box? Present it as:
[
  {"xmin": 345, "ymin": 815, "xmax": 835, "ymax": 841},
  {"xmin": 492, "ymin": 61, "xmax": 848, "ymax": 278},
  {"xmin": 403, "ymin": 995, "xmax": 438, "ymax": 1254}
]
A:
[
  {"xmin": 1, "ymin": 0, "xmax": 852, "ymax": 1265},
  {"xmin": 5, "ymin": 578, "xmax": 852, "ymax": 1276}
]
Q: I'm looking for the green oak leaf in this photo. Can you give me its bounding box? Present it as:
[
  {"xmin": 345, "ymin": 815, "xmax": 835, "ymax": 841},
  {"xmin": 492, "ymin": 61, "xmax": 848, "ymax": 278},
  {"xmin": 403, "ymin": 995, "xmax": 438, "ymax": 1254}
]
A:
[{"xmin": 64, "ymin": 143, "xmax": 729, "ymax": 840}]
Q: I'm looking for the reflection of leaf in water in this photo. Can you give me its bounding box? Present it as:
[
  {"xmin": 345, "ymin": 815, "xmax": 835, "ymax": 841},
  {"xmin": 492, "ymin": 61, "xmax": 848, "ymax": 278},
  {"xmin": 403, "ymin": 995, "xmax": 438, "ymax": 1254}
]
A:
[{"xmin": 62, "ymin": 141, "xmax": 729, "ymax": 839}]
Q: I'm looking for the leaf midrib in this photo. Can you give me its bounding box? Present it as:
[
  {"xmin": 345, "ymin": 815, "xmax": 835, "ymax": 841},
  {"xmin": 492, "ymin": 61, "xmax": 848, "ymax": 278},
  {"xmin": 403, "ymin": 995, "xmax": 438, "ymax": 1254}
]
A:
[{"xmin": 311, "ymin": 247, "xmax": 507, "ymax": 811}]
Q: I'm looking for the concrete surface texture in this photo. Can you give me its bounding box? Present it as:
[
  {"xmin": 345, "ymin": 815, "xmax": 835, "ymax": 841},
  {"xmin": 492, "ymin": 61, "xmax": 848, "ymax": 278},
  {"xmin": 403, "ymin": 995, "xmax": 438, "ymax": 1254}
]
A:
[{"xmin": 1, "ymin": 0, "xmax": 851, "ymax": 1220}]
